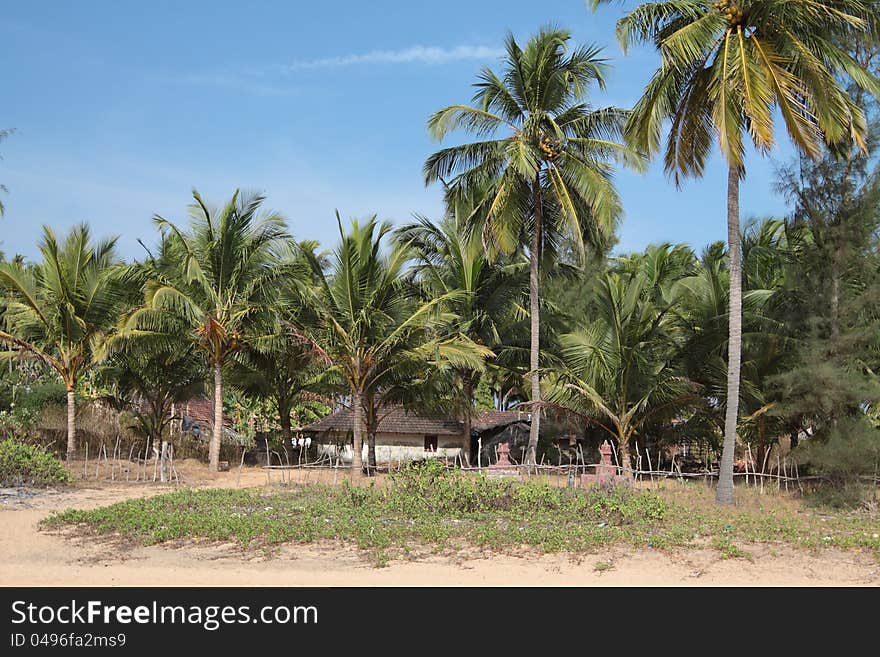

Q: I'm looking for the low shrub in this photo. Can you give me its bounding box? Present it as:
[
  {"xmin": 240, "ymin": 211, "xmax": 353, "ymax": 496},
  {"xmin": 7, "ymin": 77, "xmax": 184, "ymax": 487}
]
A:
[
  {"xmin": 386, "ymin": 458, "xmax": 667, "ymax": 522},
  {"xmin": 795, "ymin": 417, "xmax": 880, "ymax": 509},
  {"xmin": 0, "ymin": 437, "xmax": 71, "ymax": 486}
]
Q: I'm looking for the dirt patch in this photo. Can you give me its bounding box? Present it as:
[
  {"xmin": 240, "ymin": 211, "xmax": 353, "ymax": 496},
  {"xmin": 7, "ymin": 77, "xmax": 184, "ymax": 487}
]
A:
[{"xmin": 1, "ymin": 462, "xmax": 879, "ymax": 586}]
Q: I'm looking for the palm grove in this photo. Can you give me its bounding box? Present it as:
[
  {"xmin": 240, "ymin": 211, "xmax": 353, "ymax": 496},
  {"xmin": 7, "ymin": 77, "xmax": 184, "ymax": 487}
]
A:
[{"xmin": 2, "ymin": 5, "xmax": 879, "ymax": 505}]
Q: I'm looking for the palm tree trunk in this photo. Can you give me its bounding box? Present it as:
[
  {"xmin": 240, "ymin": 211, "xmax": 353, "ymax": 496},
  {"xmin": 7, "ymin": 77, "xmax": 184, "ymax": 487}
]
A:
[
  {"xmin": 617, "ymin": 432, "xmax": 631, "ymax": 478},
  {"xmin": 525, "ymin": 176, "xmax": 543, "ymax": 466},
  {"xmin": 279, "ymin": 398, "xmax": 292, "ymax": 447},
  {"xmin": 351, "ymin": 390, "xmax": 365, "ymax": 479},
  {"xmin": 65, "ymin": 386, "xmax": 76, "ymax": 461},
  {"xmin": 367, "ymin": 433, "xmax": 377, "ymax": 474},
  {"xmin": 209, "ymin": 362, "xmax": 223, "ymax": 471},
  {"xmin": 461, "ymin": 375, "xmax": 473, "ymax": 467},
  {"xmin": 364, "ymin": 397, "xmax": 377, "ymax": 475},
  {"xmin": 717, "ymin": 162, "xmax": 743, "ymax": 505}
]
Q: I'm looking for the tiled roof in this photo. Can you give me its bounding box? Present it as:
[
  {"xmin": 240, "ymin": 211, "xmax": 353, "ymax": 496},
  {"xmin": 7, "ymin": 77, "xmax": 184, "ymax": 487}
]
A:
[
  {"xmin": 472, "ymin": 409, "xmax": 531, "ymax": 432},
  {"xmin": 179, "ymin": 396, "xmax": 234, "ymax": 429},
  {"xmin": 300, "ymin": 406, "xmax": 529, "ymax": 435},
  {"xmin": 174, "ymin": 393, "xmax": 330, "ymax": 429}
]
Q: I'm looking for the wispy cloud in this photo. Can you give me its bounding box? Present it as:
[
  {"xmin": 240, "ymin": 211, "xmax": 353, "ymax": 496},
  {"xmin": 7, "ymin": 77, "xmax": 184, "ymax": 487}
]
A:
[
  {"xmin": 163, "ymin": 44, "xmax": 502, "ymax": 96},
  {"xmin": 285, "ymin": 45, "xmax": 504, "ymax": 70}
]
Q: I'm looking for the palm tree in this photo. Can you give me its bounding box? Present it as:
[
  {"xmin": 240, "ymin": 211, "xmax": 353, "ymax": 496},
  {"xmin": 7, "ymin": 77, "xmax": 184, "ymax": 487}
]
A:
[
  {"xmin": 0, "ymin": 223, "xmax": 124, "ymax": 458},
  {"xmin": 229, "ymin": 242, "xmax": 331, "ymax": 446},
  {"xmin": 299, "ymin": 215, "xmax": 489, "ymax": 477},
  {"xmin": 123, "ymin": 189, "xmax": 289, "ymax": 471},
  {"xmin": 592, "ymin": 0, "xmax": 880, "ymax": 503},
  {"xmin": 548, "ymin": 259, "xmax": 693, "ymax": 471},
  {"xmin": 425, "ymin": 27, "xmax": 642, "ymax": 465},
  {"xmin": 98, "ymin": 343, "xmax": 206, "ymax": 481},
  {"xmin": 395, "ymin": 204, "xmax": 526, "ymax": 464},
  {"xmin": 677, "ymin": 221, "xmax": 789, "ymax": 465}
]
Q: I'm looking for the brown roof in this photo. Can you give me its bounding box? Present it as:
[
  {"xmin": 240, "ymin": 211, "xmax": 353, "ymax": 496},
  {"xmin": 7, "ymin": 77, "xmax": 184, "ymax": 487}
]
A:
[
  {"xmin": 181, "ymin": 396, "xmax": 215, "ymax": 427},
  {"xmin": 472, "ymin": 409, "xmax": 531, "ymax": 432},
  {"xmin": 179, "ymin": 396, "xmax": 233, "ymax": 429},
  {"xmin": 300, "ymin": 406, "xmax": 529, "ymax": 436}
]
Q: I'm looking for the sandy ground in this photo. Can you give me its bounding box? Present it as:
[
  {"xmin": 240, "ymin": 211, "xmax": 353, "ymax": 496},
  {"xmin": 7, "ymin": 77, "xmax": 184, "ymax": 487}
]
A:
[{"xmin": 1, "ymin": 461, "xmax": 879, "ymax": 587}]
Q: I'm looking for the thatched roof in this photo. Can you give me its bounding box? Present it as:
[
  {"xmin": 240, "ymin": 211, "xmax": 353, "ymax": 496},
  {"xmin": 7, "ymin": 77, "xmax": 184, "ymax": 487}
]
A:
[{"xmin": 299, "ymin": 406, "xmax": 529, "ymax": 436}]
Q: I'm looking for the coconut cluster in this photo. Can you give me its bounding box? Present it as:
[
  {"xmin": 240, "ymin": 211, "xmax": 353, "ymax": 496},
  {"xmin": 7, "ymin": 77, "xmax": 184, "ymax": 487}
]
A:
[
  {"xmin": 714, "ymin": 0, "xmax": 744, "ymax": 25},
  {"xmin": 539, "ymin": 135, "xmax": 562, "ymax": 160}
]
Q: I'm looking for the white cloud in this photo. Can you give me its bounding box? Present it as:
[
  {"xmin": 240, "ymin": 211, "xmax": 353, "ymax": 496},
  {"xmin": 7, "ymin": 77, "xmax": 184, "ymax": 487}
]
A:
[
  {"xmin": 286, "ymin": 45, "xmax": 504, "ymax": 70},
  {"xmin": 166, "ymin": 44, "xmax": 503, "ymax": 95}
]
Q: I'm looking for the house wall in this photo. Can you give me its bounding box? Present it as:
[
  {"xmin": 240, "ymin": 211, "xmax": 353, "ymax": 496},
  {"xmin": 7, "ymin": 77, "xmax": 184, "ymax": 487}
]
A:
[{"xmin": 315, "ymin": 432, "xmax": 466, "ymax": 464}]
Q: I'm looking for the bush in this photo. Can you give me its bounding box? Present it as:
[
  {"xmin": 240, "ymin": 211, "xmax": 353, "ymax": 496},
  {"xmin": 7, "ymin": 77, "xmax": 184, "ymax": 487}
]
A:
[
  {"xmin": 386, "ymin": 458, "xmax": 667, "ymax": 521},
  {"xmin": 0, "ymin": 438, "xmax": 71, "ymax": 486},
  {"xmin": 795, "ymin": 417, "xmax": 880, "ymax": 508},
  {"xmin": 0, "ymin": 381, "xmax": 69, "ymax": 437}
]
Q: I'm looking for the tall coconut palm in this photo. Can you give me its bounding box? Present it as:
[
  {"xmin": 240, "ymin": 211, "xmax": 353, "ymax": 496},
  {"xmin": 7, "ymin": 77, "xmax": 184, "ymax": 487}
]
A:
[
  {"xmin": 425, "ymin": 27, "xmax": 642, "ymax": 465},
  {"xmin": 298, "ymin": 215, "xmax": 489, "ymax": 477},
  {"xmin": 123, "ymin": 189, "xmax": 289, "ymax": 471},
  {"xmin": 395, "ymin": 206, "xmax": 527, "ymax": 464},
  {"xmin": 677, "ymin": 221, "xmax": 790, "ymax": 463},
  {"xmin": 0, "ymin": 223, "xmax": 124, "ymax": 458},
  {"xmin": 591, "ymin": 0, "xmax": 880, "ymax": 503}
]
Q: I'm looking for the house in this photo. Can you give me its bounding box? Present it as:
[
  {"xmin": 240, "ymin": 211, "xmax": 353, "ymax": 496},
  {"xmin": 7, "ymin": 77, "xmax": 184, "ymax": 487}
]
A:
[
  {"xmin": 298, "ymin": 405, "xmax": 530, "ymax": 464},
  {"xmin": 472, "ymin": 410, "xmax": 532, "ymax": 464},
  {"xmin": 171, "ymin": 396, "xmax": 248, "ymax": 445}
]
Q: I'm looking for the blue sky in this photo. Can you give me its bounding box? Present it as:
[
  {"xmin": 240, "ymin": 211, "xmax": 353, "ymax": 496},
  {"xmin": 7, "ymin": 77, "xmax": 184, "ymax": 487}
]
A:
[{"xmin": 1, "ymin": 0, "xmax": 796, "ymax": 261}]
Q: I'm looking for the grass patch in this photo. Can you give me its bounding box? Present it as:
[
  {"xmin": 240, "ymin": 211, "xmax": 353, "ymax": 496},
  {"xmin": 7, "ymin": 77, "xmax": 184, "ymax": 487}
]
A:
[
  {"xmin": 43, "ymin": 461, "xmax": 880, "ymax": 566},
  {"xmin": 711, "ymin": 537, "xmax": 753, "ymax": 560},
  {"xmin": 0, "ymin": 438, "xmax": 70, "ymax": 487}
]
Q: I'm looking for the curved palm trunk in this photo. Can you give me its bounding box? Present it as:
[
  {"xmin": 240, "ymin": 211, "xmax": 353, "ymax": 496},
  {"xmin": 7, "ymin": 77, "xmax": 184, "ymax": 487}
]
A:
[
  {"xmin": 717, "ymin": 163, "xmax": 743, "ymax": 505},
  {"xmin": 351, "ymin": 390, "xmax": 365, "ymax": 479},
  {"xmin": 209, "ymin": 362, "xmax": 223, "ymax": 472},
  {"xmin": 66, "ymin": 386, "xmax": 76, "ymax": 461},
  {"xmin": 525, "ymin": 177, "xmax": 543, "ymax": 466}
]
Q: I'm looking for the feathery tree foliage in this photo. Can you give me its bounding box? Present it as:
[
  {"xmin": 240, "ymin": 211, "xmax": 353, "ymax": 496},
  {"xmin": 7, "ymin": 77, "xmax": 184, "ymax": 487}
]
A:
[
  {"xmin": 121, "ymin": 189, "xmax": 289, "ymax": 471},
  {"xmin": 770, "ymin": 91, "xmax": 880, "ymax": 502},
  {"xmin": 591, "ymin": 0, "xmax": 880, "ymax": 504},
  {"xmin": 0, "ymin": 224, "xmax": 124, "ymax": 458},
  {"xmin": 425, "ymin": 27, "xmax": 642, "ymax": 465}
]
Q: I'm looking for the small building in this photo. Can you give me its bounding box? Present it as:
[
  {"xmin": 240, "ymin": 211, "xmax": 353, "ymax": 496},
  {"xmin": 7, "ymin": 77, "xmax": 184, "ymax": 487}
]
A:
[{"xmin": 299, "ymin": 405, "xmax": 530, "ymax": 464}]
